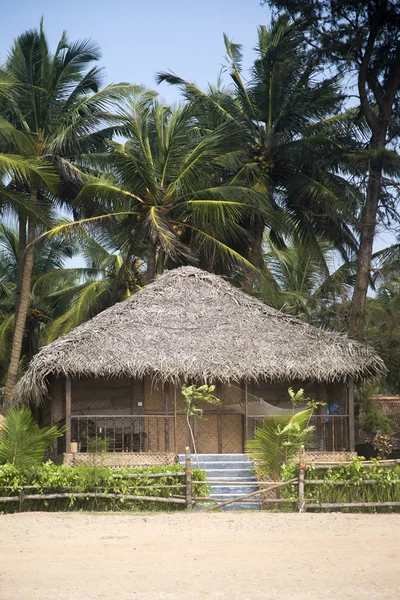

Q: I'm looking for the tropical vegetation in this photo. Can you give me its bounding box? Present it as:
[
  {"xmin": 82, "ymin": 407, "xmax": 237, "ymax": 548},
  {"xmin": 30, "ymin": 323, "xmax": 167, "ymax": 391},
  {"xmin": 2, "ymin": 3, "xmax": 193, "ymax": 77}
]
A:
[
  {"xmin": 0, "ymin": 6, "xmax": 400, "ymax": 435},
  {"xmin": 0, "ymin": 462, "xmax": 208, "ymax": 513}
]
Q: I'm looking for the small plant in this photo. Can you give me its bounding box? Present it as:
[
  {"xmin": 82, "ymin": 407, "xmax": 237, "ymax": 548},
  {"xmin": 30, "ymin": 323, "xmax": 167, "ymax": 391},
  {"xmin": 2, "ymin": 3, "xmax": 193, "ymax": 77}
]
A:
[
  {"xmin": 181, "ymin": 384, "xmax": 220, "ymax": 466},
  {"xmin": 85, "ymin": 435, "xmax": 112, "ymax": 453},
  {"xmin": 372, "ymin": 433, "xmax": 392, "ymax": 460},
  {"xmin": 246, "ymin": 408, "xmax": 314, "ymax": 482},
  {"xmin": 0, "ymin": 406, "xmax": 65, "ymax": 471},
  {"xmin": 288, "ymin": 387, "xmax": 326, "ymax": 413},
  {"xmin": 246, "ymin": 388, "xmax": 321, "ymax": 498}
]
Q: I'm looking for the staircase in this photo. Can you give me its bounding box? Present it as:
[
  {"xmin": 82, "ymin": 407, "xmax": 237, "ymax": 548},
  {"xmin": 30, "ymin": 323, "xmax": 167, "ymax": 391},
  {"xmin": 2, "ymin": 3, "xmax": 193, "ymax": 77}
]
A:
[{"xmin": 179, "ymin": 453, "xmax": 262, "ymax": 510}]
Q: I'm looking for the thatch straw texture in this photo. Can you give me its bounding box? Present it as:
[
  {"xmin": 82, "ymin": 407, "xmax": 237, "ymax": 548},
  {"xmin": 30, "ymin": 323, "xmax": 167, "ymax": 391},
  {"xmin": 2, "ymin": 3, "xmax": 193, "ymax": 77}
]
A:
[{"xmin": 13, "ymin": 267, "xmax": 385, "ymax": 405}]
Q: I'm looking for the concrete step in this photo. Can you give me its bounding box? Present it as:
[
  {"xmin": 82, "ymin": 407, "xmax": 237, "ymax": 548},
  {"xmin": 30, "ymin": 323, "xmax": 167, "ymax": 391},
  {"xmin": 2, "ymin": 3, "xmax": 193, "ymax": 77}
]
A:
[
  {"xmin": 192, "ymin": 460, "xmax": 252, "ymax": 472},
  {"xmin": 178, "ymin": 453, "xmax": 261, "ymax": 511},
  {"xmin": 179, "ymin": 454, "xmax": 251, "ymax": 463},
  {"xmin": 207, "ymin": 477, "xmax": 257, "ymax": 487},
  {"xmin": 195, "ymin": 502, "xmax": 262, "ymax": 511},
  {"xmin": 210, "ymin": 489, "xmax": 260, "ymax": 496},
  {"xmin": 180, "ymin": 460, "xmax": 252, "ymax": 470},
  {"xmin": 209, "ymin": 485, "xmax": 259, "ymax": 495},
  {"xmin": 201, "ymin": 468, "xmax": 253, "ymax": 478},
  {"xmin": 210, "ymin": 483, "xmax": 258, "ymax": 496}
]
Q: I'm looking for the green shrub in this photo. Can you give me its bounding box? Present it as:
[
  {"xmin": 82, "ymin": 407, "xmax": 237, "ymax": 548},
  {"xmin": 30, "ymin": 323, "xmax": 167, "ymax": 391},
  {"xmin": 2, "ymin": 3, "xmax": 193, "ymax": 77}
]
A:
[
  {"xmin": 0, "ymin": 407, "xmax": 65, "ymax": 470},
  {"xmin": 281, "ymin": 458, "xmax": 400, "ymax": 512},
  {"xmin": 246, "ymin": 408, "xmax": 314, "ymax": 480},
  {"xmin": 0, "ymin": 463, "xmax": 209, "ymax": 513}
]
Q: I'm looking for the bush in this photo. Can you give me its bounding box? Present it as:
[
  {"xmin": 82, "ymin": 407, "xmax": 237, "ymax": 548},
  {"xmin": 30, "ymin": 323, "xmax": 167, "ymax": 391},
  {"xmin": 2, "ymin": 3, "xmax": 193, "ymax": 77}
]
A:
[
  {"xmin": 0, "ymin": 406, "xmax": 65, "ymax": 470},
  {"xmin": 0, "ymin": 463, "xmax": 209, "ymax": 513},
  {"xmin": 281, "ymin": 458, "xmax": 400, "ymax": 512}
]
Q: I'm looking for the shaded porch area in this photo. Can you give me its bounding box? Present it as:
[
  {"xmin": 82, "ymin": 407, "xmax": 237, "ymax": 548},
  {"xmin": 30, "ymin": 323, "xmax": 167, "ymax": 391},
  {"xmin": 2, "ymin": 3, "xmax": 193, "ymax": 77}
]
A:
[{"xmin": 47, "ymin": 374, "xmax": 355, "ymax": 457}]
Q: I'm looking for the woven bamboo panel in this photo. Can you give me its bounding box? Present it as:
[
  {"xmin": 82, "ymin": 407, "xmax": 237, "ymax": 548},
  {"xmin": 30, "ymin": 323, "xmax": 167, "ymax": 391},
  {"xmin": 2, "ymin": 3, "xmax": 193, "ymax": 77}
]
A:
[
  {"xmin": 144, "ymin": 377, "xmax": 164, "ymax": 411},
  {"xmin": 196, "ymin": 414, "xmax": 218, "ymax": 453},
  {"xmin": 63, "ymin": 452, "xmax": 178, "ymax": 468},
  {"xmin": 300, "ymin": 451, "xmax": 357, "ymax": 463},
  {"xmin": 71, "ymin": 378, "xmax": 133, "ymax": 415},
  {"xmin": 175, "ymin": 415, "xmax": 190, "ymax": 454},
  {"xmin": 50, "ymin": 377, "xmax": 65, "ymax": 423},
  {"xmin": 222, "ymin": 414, "xmax": 243, "ymax": 453}
]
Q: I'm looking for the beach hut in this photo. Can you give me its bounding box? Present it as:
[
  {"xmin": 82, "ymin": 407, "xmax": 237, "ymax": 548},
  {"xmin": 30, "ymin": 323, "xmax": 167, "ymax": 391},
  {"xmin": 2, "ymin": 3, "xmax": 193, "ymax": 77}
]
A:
[{"xmin": 12, "ymin": 267, "xmax": 385, "ymax": 463}]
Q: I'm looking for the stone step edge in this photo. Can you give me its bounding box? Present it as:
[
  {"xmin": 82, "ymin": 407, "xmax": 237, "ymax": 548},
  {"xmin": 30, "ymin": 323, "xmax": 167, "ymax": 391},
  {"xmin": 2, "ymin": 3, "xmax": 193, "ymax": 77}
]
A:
[
  {"xmin": 209, "ymin": 490, "xmax": 258, "ymax": 498},
  {"xmin": 207, "ymin": 480, "xmax": 257, "ymax": 484},
  {"xmin": 178, "ymin": 454, "xmax": 250, "ymax": 457},
  {"xmin": 190, "ymin": 462, "xmax": 252, "ymax": 466}
]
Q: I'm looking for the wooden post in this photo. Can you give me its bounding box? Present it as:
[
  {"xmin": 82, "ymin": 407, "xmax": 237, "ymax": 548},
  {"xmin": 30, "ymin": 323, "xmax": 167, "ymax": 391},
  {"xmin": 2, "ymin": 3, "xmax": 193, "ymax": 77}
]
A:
[
  {"xmin": 173, "ymin": 382, "xmax": 177, "ymax": 454},
  {"xmin": 348, "ymin": 376, "xmax": 355, "ymax": 452},
  {"xmin": 164, "ymin": 384, "xmax": 169, "ymax": 452},
  {"xmin": 217, "ymin": 382, "xmax": 222, "ymax": 454},
  {"xmin": 298, "ymin": 445, "xmax": 306, "ymax": 513},
  {"xmin": 244, "ymin": 380, "xmax": 248, "ymax": 449},
  {"xmin": 65, "ymin": 376, "xmax": 72, "ymax": 454},
  {"xmin": 185, "ymin": 446, "xmax": 192, "ymax": 509}
]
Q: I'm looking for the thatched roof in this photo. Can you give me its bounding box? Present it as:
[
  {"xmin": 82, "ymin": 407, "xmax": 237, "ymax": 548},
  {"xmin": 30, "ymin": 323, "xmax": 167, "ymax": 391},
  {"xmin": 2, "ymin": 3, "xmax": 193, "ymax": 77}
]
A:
[{"xmin": 13, "ymin": 267, "xmax": 385, "ymax": 405}]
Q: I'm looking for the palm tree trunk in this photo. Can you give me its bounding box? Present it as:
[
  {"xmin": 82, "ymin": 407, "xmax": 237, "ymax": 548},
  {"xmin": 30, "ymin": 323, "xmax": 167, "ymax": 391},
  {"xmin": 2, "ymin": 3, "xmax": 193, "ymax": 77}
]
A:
[
  {"xmin": 111, "ymin": 251, "xmax": 131, "ymax": 304},
  {"xmin": 349, "ymin": 149, "xmax": 383, "ymax": 340},
  {"xmin": 14, "ymin": 210, "xmax": 27, "ymax": 325},
  {"xmin": 4, "ymin": 213, "xmax": 36, "ymax": 408},
  {"xmin": 243, "ymin": 219, "xmax": 264, "ymax": 295},
  {"xmin": 146, "ymin": 239, "xmax": 157, "ymax": 283}
]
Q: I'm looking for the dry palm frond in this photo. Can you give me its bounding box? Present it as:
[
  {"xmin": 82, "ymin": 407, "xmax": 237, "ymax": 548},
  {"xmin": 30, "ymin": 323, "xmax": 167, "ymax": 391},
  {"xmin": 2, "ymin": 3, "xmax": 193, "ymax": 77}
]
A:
[{"xmin": 12, "ymin": 267, "xmax": 385, "ymax": 406}]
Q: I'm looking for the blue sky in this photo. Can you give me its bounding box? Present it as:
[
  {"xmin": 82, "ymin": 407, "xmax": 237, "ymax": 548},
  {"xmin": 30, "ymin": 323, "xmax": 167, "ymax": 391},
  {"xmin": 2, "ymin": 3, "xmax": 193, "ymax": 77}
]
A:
[
  {"xmin": 0, "ymin": 0, "xmax": 269, "ymax": 103},
  {"xmin": 0, "ymin": 1, "xmax": 271, "ymax": 267}
]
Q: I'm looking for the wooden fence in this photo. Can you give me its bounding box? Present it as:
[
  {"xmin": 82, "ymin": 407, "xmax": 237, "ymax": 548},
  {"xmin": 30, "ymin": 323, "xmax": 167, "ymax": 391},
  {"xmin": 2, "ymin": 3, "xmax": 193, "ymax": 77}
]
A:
[
  {"xmin": 0, "ymin": 448, "xmax": 196, "ymax": 511},
  {"xmin": 1, "ymin": 447, "xmax": 400, "ymax": 512},
  {"xmin": 204, "ymin": 448, "xmax": 400, "ymax": 512}
]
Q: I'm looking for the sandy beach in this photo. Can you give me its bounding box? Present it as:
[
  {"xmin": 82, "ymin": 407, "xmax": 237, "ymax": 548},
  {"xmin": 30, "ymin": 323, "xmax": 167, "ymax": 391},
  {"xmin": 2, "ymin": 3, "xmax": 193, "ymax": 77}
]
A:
[{"xmin": 0, "ymin": 511, "xmax": 399, "ymax": 600}]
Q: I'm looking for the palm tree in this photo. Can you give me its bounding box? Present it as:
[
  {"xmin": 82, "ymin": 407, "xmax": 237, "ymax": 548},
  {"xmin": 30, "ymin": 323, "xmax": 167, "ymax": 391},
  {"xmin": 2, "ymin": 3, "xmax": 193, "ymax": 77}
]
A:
[
  {"xmin": 0, "ymin": 22, "xmax": 132, "ymax": 405},
  {"xmin": 48, "ymin": 90, "xmax": 265, "ymax": 284},
  {"xmin": 0, "ymin": 222, "xmax": 81, "ymax": 382},
  {"xmin": 158, "ymin": 16, "xmax": 359, "ymax": 294},
  {"xmin": 261, "ymin": 236, "xmax": 342, "ymax": 315},
  {"xmin": 245, "ymin": 409, "xmax": 314, "ymax": 481},
  {"xmin": 45, "ymin": 228, "xmax": 145, "ymax": 341},
  {"xmin": 0, "ymin": 220, "xmax": 146, "ymax": 378}
]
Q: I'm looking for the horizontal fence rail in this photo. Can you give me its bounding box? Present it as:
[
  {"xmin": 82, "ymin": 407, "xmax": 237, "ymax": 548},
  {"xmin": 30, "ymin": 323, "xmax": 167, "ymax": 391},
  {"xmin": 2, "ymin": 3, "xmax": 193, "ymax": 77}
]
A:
[{"xmin": 71, "ymin": 415, "xmax": 174, "ymax": 453}]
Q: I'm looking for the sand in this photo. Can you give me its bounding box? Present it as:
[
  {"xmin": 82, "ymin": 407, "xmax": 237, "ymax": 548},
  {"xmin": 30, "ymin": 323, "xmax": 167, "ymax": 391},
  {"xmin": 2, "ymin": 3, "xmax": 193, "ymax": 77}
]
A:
[{"xmin": 0, "ymin": 512, "xmax": 399, "ymax": 600}]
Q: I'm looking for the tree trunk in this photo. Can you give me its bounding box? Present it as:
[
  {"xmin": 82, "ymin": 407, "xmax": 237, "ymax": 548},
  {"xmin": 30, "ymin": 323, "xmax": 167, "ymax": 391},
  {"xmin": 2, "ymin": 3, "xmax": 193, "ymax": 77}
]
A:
[
  {"xmin": 146, "ymin": 239, "xmax": 157, "ymax": 284},
  {"xmin": 14, "ymin": 210, "xmax": 27, "ymax": 326},
  {"xmin": 111, "ymin": 251, "xmax": 131, "ymax": 304},
  {"xmin": 348, "ymin": 22, "xmax": 400, "ymax": 340},
  {"xmin": 242, "ymin": 218, "xmax": 264, "ymax": 295},
  {"xmin": 4, "ymin": 214, "xmax": 36, "ymax": 408},
  {"xmin": 349, "ymin": 139, "xmax": 384, "ymax": 340}
]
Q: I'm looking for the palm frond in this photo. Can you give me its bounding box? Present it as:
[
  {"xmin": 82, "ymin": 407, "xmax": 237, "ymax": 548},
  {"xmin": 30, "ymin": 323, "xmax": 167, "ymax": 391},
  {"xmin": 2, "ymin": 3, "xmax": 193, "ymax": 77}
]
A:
[{"xmin": 0, "ymin": 406, "xmax": 65, "ymax": 470}]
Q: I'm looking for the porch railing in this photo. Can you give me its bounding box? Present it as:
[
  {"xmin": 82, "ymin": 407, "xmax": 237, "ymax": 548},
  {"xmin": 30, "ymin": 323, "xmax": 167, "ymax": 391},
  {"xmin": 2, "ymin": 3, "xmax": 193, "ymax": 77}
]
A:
[
  {"xmin": 70, "ymin": 415, "xmax": 175, "ymax": 453},
  {"xmin": 248, "ymin": 414, "xmax": 350, "ymax": 452}
]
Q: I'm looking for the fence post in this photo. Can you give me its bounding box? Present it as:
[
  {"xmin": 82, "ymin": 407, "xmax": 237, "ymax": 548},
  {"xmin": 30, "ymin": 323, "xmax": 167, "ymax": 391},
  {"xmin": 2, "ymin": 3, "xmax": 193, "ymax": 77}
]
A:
[
  {"xmin": 298, "ymin": 445, "xmax": 306, "ymax": 513},
  {"xmin": 185, "ymin": 446, "xmax": 192, "ymax": 509}
]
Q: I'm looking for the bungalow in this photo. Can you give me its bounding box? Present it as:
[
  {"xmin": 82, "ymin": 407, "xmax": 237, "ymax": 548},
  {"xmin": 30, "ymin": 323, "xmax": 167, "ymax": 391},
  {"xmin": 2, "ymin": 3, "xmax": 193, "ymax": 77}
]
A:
[{"xmin": 12, "ymin": 267, "xmax": 385, "ymax": 465}]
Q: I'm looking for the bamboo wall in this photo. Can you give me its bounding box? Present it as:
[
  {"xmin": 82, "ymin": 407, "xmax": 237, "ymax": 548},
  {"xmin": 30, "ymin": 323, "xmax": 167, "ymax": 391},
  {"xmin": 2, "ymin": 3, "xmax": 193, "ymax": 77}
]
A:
[{"xmin": 45, "ymin": 375, "xmax": 346, "ymax": 455}]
